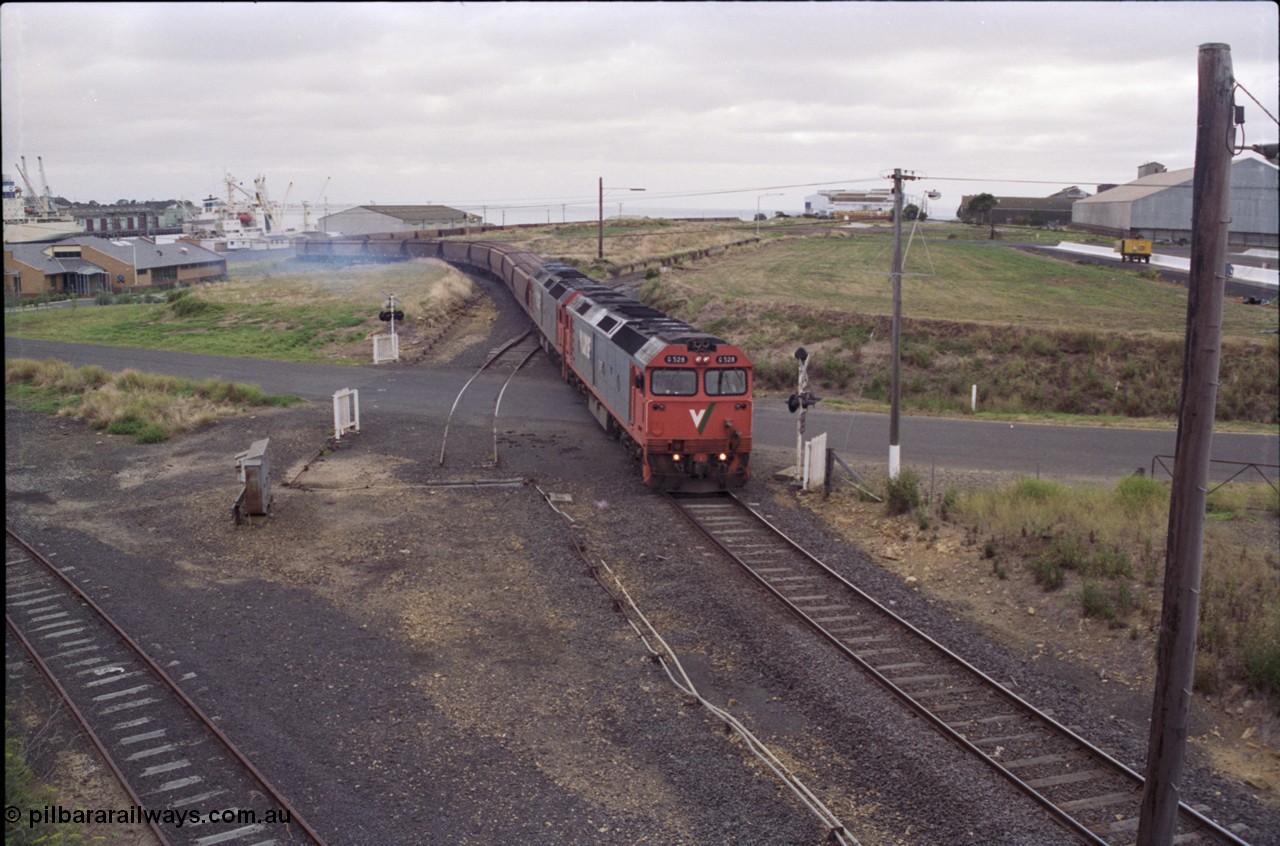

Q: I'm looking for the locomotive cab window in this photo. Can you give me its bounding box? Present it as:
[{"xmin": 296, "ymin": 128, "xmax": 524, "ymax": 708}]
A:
[
  {"xmin": 651, "ymin": 369, "xmax": 697, "ymax": 396},
  {"xmin": 705, "ymin": 368, "xmax": 748, "ymax": 396}
]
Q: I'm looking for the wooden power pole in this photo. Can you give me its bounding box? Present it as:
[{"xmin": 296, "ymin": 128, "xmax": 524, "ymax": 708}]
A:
[
  {"xmin": 888, "ymin": 168, "xmax": 919, "ymax": 479},
  {"xmin": 1136, "ymin": 42, "xmax": 1235, "ymax": 845}
]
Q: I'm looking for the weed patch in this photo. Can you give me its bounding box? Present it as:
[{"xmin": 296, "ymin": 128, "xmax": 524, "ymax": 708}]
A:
[{"xmin": 6, "ymin": 358, "xmax": 300, "ymax": 443}]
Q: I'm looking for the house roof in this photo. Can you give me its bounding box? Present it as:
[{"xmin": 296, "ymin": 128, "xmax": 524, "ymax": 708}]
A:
[{"xmin": 6, "ymin": 236, "xmax": 225, "ymax": 272}]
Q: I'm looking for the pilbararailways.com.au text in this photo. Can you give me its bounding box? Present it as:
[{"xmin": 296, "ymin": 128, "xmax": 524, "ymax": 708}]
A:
[{"xmin": 8, "ymin": 804, "xmax": 292, "ymax": 829}]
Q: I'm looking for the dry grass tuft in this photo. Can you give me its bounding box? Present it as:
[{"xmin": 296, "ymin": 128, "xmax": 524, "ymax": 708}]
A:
[{"xmin": 6, "ymin": 358, "xmax": 296, "ymax": 443}]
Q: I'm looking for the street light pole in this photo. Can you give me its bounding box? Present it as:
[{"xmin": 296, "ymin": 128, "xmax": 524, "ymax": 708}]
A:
[
  {"xmin": 598, "ymin": 178, "xmax": 645, "ymax": 259},
  {"xmin": 756, "ymin": 192, "xmax": 782, "ymax": 237}
]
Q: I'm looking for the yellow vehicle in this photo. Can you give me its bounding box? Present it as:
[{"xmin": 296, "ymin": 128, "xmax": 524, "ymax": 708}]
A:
[{"xmin": 1115, "ymin": 238, "xmax": 1153, "ymax": 264}]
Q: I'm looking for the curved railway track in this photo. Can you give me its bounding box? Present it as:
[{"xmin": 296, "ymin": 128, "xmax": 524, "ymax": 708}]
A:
[
  {"xmin": 5, "ymin": 529, "xmax": 327, "ymax": 846},
  {"xmin": 438, "ymin": 328, "xmax": 541, "ymax": 470},
  {"xmin": 668, "ymin": 492, "xmax": 1254, "ymax": 846}
]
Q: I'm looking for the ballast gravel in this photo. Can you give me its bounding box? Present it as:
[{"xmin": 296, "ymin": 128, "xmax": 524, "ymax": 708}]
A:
[{"xmin": 6, "ymin": 339, "xmax": 1274, "ymax": 845}]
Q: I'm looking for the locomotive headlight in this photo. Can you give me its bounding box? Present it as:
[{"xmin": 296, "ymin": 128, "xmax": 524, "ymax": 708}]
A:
[
  {"xmin": 672, "ymin": 453, "xmax": 683, "ymax": 462},
  {"xmin": 718, "ymin": 452, "xmax": 728, "ymax": 462}
]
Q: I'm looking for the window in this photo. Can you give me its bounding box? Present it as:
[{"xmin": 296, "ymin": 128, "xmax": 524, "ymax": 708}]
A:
[
  {"xmin": 651, "ymin": 368, "xmax": 697, "ymax": 396},
  {"xmin": 705, "ymin": 368, "xmax": 748, "ymax": 396}
]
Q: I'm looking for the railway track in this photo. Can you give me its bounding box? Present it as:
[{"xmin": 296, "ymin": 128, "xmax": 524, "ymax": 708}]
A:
[
  {"xmin": 438, "ymin": 328, "xmax": 541, "ymax": 470},
  {"xmin": 669, "ymin": 492, "xmax": 1254, "ymax": 846},
  {"xmin": 5, "ymin": 529, "xmax": 327, "ymax": 846}
]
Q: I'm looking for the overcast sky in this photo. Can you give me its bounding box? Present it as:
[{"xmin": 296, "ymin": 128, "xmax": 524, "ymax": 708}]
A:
[{"xmin": 3, "ymin": 1, "xmax": 1276, "ymax": 222}]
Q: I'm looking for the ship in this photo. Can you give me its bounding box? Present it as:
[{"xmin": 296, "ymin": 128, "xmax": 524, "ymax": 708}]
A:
[
  {"xmin": 3, "ymin": 159, "xmax": 83, "ymax": 245},
  {"xmin": 183, "ymin": 173, "xmax": 299, "ymax": 252}
]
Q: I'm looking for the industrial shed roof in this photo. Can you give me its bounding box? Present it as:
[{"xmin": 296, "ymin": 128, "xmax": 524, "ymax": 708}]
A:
[
  {"xmin": 344, "ymin": 205, "xmax": 478, "ymax": 223},
  {"xmin": 1075, "ymin": 167, "xmax": 1194, "ymax": 206}
]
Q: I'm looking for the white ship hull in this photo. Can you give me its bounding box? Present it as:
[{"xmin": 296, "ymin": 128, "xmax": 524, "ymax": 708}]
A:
[{"xmin": 3, "ymin": 218, "xmax": 83, "ymax": 244}]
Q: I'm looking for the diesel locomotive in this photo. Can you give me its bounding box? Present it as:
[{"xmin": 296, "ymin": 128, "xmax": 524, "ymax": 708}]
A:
[{"xmin": 299, "ymin": 234, "xmax": 753, "ymax": 489}]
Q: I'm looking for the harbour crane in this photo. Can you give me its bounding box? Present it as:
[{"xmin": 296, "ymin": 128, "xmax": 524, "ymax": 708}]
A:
[
  {"xmin": 301, "ymin": 176, "xmax": 330, "ymax": 233},
  {"xmin": 14, "ymin": 157, "xmax": 50, "ymax": 215},
  {"xmin": 36, "ymin": 156, "xmax": 58, "ymax": 213}
]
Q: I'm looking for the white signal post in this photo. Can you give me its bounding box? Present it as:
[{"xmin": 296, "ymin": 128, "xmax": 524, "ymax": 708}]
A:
[{"xmin": 381, "ymin": 291, "xmax": 400, "ymax": 343}]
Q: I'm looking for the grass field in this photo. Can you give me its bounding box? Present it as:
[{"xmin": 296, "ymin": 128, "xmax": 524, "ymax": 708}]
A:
[
  {"xmin": 5, "ymin": 221, "xmax": 1278, "ymax": 424},
  {"xmin": 654, "ymin": 234, "xmax": 1278, "ymax": 337},
  {"xmin": 639, "ymin": 231, "xmax": 1278, "ymax": 425},
  {"xmin": 4, "ymin": 258, "xmax": 473, "ymax": 364}
]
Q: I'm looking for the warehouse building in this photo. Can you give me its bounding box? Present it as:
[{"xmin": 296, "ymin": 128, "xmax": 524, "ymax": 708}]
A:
[
  {"xmin": 1072, "ymin": 156, "xmax": 1278, "ymax": 247},
  {"xmin": 957, "ymin": 186, "xmax": 1089, "ymax": 226},
  {"xmin": 319, "ymin": 205, "xmax": 481, "ymax": 236}
]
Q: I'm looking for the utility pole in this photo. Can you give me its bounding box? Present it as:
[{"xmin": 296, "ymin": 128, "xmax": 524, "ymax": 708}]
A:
[
  {"xmin": 888, "ymin": 168, "xmax": 919, "ymax": 479},
  {"xmin": 796, "ymin": 348, "xmax": 809, "ymax": 477},
  {"xmin": 598, "ymin": 179, "xmax": 645, "ymax": 260},
  {"xmin": 1137, "ymin": 42, "xmax": 1234, "ymax": 846}
]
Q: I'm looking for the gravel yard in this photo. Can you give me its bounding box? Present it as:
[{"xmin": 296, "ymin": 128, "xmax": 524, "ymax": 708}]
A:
[{"xmin": 6, "ymin": 287, "xmax": 1276, "ymax": 845}]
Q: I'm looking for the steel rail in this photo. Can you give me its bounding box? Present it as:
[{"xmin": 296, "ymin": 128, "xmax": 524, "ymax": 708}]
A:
[
  {"xmin": 438, "ymin": 329, "xmax": 533, "ymax": 467},
  {"xmin": 5, "ymin": 614, "xmax": 172, "ymax": 846},
  {"xmin": 5, "ymin": 527, "xmax": 329, "ymax": 846},
  {"xmin": 667, "ymin": 492, "xmax": 1251, "ymax": 846},
  {"xmin": 492, "ymin": 344, "xmax": 542, "ymax": 467}
]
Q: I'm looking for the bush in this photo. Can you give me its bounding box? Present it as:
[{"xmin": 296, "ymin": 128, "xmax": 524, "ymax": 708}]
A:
[
  {"xmin": 884, "ymin": 468, "xmax": 923, "ymax": 516},
  {"xmin": 105, "ymin": 414, "xmax": 146, "ymax": 435},
  {"xmin": 1012, "ymin": 478, "xmax": 1063, "ymax": 503},
  {"xmin": 1080, "ymin": 580, "xmax": 1115, "ymax": 620},
  {"xmin": 1242, "ymin": 622, "xmax": 1280, "ymax": 700},
  {"xmin": 1023, "ymin": 334, "xmax": 1056, "ymax": 356},
  {"xmin": 170, "ymin": 295, "xmax": 224, "ymax": 318},
  {"xmin": 134, "ymin": 422, "xmax": 169, "ymax": 444},
  {"xmin": 1029, "ymin": 554, "xmax": 1065, "ymax": 590}
]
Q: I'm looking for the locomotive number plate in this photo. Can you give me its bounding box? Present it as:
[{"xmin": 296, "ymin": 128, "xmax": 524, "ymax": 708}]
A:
[
  {"xmin": 664, "ymin": 355, "xmax": 689, "ymax": 364},
  {"xmin": 715, "ymin": 355, "xmax": 738, "ymax": 364}
]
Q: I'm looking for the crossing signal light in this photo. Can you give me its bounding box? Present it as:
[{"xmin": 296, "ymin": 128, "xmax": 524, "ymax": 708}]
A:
[{"xmin": 787, "ymin": 392, "xmax": 822, "ymax": 413}]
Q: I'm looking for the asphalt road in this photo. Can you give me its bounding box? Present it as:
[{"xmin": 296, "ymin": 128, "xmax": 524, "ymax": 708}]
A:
[{"xmin": 7, "ymin": 336, "xmax": 1277, "ymax": 486}]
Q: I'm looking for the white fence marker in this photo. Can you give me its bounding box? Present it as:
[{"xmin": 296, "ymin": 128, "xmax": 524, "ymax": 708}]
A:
[
  {"xmin": 333, "ymin": 389, "xmax": 360, "ymax": 440},
  {"xmin": 803, "ymin": 432, "xmax": 828, "ymax": 491},
  {"xmin": 373, "ymin": 333, "xmax": 399, "ymax": 363}
]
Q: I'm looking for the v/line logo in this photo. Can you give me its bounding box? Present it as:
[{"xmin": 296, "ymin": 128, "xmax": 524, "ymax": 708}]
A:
[{"xmin": 688, "ymin": 403, "xmax": 716, "ymax": 434}]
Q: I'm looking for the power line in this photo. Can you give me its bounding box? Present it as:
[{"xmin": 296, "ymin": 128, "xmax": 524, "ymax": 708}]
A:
[
  {"xmin": 927, "ymin": 175, "xmax": 1113, "ymax": 186},
  {"xmin": 441, "ymin": 176, "xmax": 886, "ymax": 213}
]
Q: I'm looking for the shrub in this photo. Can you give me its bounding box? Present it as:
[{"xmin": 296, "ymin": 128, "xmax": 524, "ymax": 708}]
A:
[
  {"xmin": 1012, "ymin": 478, "xmax": 1063, "ymax": 503},
  {"xmin": 1242, "ymin": 622, "xmax": 1280, "ymax": 700},
  {"xmin": 170, "ymin": 295, "xmax": 224, "ymax": 318},
  {"xmin": 105, "ymin": 414, "xmax": 146, "ymax": 435},
  {"xmin": 134, "ymin": 422, "xmax": 169, "ymax": 444},
  {"xmin": 1080, "ymin": 580, "xmax": 1115, "ymax": 620},
  {"xmin": 1029, "ymin": 554, "xmax": 1065, "ymax": 590},
  {"xmin": 1024, "ymin": 334, "xmax": 1056, "ymax": 356},
  {"xmin": 884, "ymin": 468, "xmax": 923, "ymax": 516}
]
